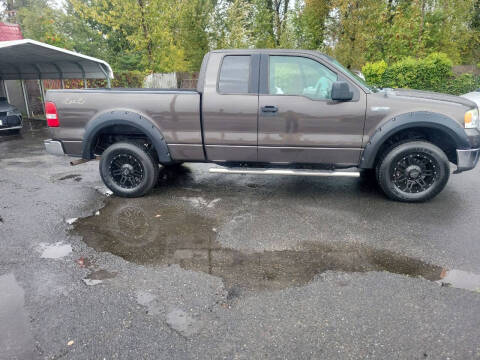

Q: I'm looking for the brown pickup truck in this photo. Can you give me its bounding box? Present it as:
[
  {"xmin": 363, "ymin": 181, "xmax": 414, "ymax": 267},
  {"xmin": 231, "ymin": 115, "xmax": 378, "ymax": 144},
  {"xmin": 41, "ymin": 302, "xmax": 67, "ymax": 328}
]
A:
[{"xmin": 44, "ymin": 49, "xmax": 480, "ymax": 202}]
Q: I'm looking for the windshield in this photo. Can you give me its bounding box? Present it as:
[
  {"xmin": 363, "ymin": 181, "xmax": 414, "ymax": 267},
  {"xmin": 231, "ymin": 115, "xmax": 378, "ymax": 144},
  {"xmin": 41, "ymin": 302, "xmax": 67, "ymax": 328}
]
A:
[{"xmin": 326, "ymin": 56, "xmax": 376, "ymax": 92}]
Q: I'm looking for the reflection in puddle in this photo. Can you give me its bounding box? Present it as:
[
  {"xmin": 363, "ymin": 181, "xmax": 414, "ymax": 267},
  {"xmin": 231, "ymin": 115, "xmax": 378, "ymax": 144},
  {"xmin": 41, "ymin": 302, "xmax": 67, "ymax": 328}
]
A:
[
  {"xmin": 75, "ymin": 257, "xmax": 117, "ymax": 286},
  {"xmin": 438, "ymin": 269, "xmax": 480, "ymax": 291},
  {"xmin": 39, "ymin": 242, "xmax": 72, "ymax": 259},
  {"xmin": 0, "ymin": 273, "xmax": 34, "ymax": 359},
  {"xmin": 85, "ymin": 269, "xmax": 117, "ymax": 283},
  {"xmin": 73, "ymin": 198, "xmax": 480, "ymax": 293}
]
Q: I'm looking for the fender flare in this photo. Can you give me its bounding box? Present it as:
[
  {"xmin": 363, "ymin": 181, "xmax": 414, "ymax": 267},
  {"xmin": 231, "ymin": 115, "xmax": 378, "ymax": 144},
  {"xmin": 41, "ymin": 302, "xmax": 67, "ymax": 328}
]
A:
[
  {"xmin": 81, "ymin": 110, "xmax": 173, "ymax": 164},
  {"xmin": 359, "ymin": 111, "xmax": 470, "ymax": 168}
]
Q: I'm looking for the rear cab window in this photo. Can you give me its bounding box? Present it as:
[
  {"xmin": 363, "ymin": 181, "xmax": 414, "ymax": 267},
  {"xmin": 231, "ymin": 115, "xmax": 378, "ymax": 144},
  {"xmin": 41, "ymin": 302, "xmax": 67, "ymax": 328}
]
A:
[{"xmin": 218, "ymin": 55, "xmax": 251, "ymax": 94}]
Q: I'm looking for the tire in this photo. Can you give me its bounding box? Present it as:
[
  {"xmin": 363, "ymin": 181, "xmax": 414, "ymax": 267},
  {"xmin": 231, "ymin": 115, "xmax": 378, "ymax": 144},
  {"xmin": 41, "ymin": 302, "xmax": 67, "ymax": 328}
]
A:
[
  {"xmin": 99, "ymin": 142, "xmax": 159, "ymax": 198},
  {"xmin": 376, "ymin": 141, "xmax": 450, "ymax": 202}
]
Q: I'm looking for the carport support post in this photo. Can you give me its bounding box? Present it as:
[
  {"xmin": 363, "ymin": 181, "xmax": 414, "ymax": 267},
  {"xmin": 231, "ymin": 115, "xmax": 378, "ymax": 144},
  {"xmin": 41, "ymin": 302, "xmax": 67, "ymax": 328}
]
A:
[
  {"xmin": 38, "ymin": 79, "xmax": 45, "ymax": 114},
  {"xmin": 20, "ymin": 79, "xmax": 31, "ymax": 119},
  {"xmin": 3, "ymin": 80, "xmax": 10, "ymax": 103},
  {"xmin": 98, "ymin": 64, "xmax": 111, "ymax": 88}
]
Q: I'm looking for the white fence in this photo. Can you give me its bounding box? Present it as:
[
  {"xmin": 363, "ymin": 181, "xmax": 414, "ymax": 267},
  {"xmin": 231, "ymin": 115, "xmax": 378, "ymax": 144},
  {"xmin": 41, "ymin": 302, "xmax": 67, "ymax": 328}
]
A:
[
  {"xmin": 142, "ymin": 72, "xmax": 199, "ymax": 89},
  {"xmin": 143, "ymin": 73, "xmax": 178, "ymax": 88}
]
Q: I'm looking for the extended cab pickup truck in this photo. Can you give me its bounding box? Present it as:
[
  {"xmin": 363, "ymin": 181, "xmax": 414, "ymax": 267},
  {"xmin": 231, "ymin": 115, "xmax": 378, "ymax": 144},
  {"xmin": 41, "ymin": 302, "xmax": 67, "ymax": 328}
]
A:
[{"xmin": 44, "ymin": 49, "xmax": 480, "ymax": 202}]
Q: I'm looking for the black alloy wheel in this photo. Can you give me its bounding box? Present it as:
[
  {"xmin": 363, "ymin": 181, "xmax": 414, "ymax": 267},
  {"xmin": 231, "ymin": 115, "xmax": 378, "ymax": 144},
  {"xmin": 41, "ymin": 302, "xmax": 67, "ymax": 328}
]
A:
[
  {"xmin": 376, "ymin": 141, "xmax": 450, "ymax": 202},
  {"xmin": 392, "ymin": 152, "xmax": 437, "ymax": 194},
  {"xmin": 100, "ymin": 142, "xmax": 159, "ymax": 198},
  {"xmin": 110, "ymin": 153, "xmax": 145, "ymax": 189}
]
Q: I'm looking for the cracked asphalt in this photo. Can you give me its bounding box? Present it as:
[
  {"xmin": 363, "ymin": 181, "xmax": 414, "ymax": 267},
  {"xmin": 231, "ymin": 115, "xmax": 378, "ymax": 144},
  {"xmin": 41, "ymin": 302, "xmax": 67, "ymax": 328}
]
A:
[{"xmin": 1, "ymin": 123, "xmax": 480, "ymax": 359}]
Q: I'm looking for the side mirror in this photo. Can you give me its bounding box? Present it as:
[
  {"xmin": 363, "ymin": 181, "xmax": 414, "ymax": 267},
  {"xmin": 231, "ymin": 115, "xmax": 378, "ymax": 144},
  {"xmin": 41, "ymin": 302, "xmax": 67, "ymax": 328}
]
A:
[{"xmin": 331, "ymin": 81, "xmax": 353, "ymax": 101}]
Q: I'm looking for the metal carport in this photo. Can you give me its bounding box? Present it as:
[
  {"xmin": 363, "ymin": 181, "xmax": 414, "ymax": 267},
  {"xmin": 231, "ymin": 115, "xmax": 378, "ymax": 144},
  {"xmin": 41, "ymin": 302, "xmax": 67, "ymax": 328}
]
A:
[{"xmin": 0, "ymin": 39, "xmax": 113, "ymax": 118}]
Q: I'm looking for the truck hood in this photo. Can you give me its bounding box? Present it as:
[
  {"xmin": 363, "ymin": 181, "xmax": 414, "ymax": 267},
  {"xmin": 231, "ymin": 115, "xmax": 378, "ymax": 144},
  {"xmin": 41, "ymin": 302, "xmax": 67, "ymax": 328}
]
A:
[
  {"xmin": 461, "ymin": 91, "xmax": 480, "ymax": 109},
  {"xmin": 385, "ymin": 88, "xmax": 477, "ymax": 109}
]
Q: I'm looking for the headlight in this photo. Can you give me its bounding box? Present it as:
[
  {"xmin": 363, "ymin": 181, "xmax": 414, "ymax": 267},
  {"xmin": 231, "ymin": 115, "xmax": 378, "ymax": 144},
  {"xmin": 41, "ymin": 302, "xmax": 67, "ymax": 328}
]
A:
[{"xmin": 464, "ymin": 108, "xmax": 479, "ymax": 129}]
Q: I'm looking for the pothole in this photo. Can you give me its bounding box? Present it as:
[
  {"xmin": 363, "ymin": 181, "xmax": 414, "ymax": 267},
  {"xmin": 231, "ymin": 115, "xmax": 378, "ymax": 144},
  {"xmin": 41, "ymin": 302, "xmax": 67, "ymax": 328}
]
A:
[{"xmin": 72, "ymin": 197, "xmax": 480, "ymax": 293}]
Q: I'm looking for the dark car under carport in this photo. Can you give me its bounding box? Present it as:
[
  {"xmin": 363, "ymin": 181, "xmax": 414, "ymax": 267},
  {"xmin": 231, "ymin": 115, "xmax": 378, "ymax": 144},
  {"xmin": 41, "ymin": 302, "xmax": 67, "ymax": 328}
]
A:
[{"xmin": 0, "ymin": 97, "xmax": 22, "ymax": 133}]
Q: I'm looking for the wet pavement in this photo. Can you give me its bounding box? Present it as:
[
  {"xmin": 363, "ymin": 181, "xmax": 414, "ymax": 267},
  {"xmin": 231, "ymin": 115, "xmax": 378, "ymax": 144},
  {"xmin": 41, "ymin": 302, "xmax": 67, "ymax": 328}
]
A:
[
  {"xmin": 1, "ymin": 124, "xmax": 480, "ymax": 359},
  {"xmin": 73, "ymin": 196, "xmax": 479, "ymax": 293}
]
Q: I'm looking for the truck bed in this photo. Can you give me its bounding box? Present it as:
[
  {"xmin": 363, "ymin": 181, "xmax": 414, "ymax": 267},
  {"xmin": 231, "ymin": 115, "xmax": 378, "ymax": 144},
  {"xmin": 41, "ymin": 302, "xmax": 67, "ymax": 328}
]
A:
[{"xmin": 46, "ymin": 88, "xmax": 204, "ymax": 160}]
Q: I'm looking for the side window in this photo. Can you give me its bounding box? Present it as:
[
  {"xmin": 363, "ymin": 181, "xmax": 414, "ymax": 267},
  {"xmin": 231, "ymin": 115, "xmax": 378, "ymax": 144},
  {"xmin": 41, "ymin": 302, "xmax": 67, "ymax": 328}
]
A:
[
  {"xmin": 269, "ymin": 56, "xmax": 337, "ymax": 100},
  {"xmin": 218, "ymin": 55, "xmax": 250, "ymax": 94}
]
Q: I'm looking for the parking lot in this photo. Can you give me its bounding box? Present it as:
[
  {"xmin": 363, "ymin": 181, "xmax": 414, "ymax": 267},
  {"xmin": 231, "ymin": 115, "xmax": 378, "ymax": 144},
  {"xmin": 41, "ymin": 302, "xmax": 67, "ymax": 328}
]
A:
[{"xmin": 1, "ymin": 125, "xmax": 480, "ymax": 359}]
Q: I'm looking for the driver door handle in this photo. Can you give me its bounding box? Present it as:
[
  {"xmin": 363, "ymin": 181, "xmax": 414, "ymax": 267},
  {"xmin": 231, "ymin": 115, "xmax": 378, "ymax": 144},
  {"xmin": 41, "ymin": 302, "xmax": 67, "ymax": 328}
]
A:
[{"xmin": 261, "ymin": 105, "xmax": 278, "ymax": 113}]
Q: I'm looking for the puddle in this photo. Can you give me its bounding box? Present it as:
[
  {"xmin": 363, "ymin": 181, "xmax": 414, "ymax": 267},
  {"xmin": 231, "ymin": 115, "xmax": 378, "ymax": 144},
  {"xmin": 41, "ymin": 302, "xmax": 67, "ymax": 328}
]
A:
[
  {"xmin": 4, "ymin": 160, "xmax": 44, "ymax": 167},
  {"xmin": 66, "ymin": 218, "xmax": 78, "ymax": 225},
  {"xmin": 166, "ymin": 308, "xmax": 204, "ymax": 337},
  {"xmin": 39, "ymin": 242, "xmax": 72, "ymax": 259},
  {"xmin": 58, "ymin": 174, "xmax": 82, "ymax": 182},
  {"xmin": 83, "ymin": 270, "xmax": 116, "ymax": 285},
  {"xmin": 95, "ymin": 186, "xmax": 113, "ymax": 197},
  {"xmin": 74, "ymin": 257, "xmax": 117, "ymax": 286},
  {"xmin": 73, "ymin": 198, "xmax": 480, "ymax": 293},
  {"xmin": 180, "ymin": 196, "xmax": 222, "ymax": 208},
  {"xmin": 437, "ymin": 269, "xmax": 480, "ymax": 291},
  {"xmin": 0, "ymin": 273, "xmax": 34, "ymax": 359}
]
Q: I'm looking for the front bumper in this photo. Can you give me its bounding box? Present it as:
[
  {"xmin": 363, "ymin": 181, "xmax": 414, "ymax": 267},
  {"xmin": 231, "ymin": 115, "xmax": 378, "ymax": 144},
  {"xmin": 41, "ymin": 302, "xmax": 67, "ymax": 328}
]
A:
[
  {"xmin": 455, "ymin": 148, "xmax": 480, "ymax": 173},
  {"xmin": 44, "ymin": 139, "xmax": 65, "ymax": 156},
  {"xmin": 0, "ymin": 114, "xmax": 23, "ymax": 131}
]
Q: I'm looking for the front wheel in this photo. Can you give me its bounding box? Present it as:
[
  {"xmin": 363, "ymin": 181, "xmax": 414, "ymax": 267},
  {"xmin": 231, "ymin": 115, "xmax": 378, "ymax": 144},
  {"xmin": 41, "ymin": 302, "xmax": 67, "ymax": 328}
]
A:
[
  {"xmin": 376, "ymin": 141, "xmax": 450, "ymax": 202},
  {"xmin": 99, "ymin": 142, "xmax": 159, "ymax": 198}
]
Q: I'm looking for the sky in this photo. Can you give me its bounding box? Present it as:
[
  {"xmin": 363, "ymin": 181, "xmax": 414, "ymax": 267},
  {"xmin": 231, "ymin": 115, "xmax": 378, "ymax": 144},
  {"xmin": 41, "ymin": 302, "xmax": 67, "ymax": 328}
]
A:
[{"xmin": 50, "ymin": 0, "xmax": 65, "ymax": 10}]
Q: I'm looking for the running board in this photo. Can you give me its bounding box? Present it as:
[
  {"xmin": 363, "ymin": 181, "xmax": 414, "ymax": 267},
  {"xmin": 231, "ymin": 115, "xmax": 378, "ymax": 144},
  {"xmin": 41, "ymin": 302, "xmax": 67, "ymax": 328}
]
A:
[{"xmin": 208, "ymin": 167, "xmax": 360, "ymax": 177}]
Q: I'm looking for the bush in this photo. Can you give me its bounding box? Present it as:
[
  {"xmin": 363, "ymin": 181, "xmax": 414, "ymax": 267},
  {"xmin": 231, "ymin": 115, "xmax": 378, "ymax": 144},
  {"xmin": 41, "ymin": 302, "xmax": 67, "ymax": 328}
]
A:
[
  {"xmin": 362, "ymin": 60, "xmax": 387, "ymax": 86},
  {"xmin": 62, "ymin": 71, "xmax": 145, "ymax": 89},
  {"xmin": 361, "ymin": 53, "xmax": 480, "ymax": 95},
  {"xmin": 112, "ymin": 70, "xmax": 145, "ymax": 88},
  {"xmin": 444, "ymin": 74, "xmax": 480, "ymax": 95}
]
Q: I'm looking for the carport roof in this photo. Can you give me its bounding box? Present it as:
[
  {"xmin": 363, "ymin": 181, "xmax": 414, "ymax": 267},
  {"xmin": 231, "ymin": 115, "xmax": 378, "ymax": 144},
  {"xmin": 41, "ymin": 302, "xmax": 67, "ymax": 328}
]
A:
[{"xmin": 0, "ymin": 39, "xmax": 114, "ymax": 80}]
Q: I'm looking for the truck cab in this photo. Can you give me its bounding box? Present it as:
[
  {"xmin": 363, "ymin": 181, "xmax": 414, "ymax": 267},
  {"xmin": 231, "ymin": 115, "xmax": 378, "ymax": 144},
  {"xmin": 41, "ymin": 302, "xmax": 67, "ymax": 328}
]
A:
[{"xmin": 199, "ymin": 50, "xmax": 366, "ymax": 166}]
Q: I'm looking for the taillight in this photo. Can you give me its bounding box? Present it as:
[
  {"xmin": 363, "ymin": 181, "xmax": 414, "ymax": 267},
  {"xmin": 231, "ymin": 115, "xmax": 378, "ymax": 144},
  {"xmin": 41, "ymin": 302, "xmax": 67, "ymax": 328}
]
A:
[{"xmin": 45, "ymin": 101, "xmax": 59, "ymax": 127}]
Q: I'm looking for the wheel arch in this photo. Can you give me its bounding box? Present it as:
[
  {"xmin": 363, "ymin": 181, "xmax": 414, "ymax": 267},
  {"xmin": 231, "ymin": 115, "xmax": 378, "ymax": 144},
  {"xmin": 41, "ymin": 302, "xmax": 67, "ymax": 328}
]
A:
[
  {"xmin": 81, "ymin": 110, "xmax": 173, "ymax": 164},
  {"xmin": 360, "ymin": 111, "xmax": 470, "ymax": 169}
]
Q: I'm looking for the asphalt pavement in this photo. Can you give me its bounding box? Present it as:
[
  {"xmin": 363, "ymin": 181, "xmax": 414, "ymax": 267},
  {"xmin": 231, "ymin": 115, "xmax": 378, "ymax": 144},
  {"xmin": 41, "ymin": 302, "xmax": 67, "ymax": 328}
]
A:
[{"xmin": 1, "ymin": 123, "xmax": 479, "ymax": 359}]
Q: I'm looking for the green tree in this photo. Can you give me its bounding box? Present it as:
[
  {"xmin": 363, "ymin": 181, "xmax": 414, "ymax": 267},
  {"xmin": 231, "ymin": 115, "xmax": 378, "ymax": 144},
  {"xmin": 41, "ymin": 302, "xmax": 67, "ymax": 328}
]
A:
[
  {"xmin": 210, "ymin": 0, "xmax": 255, "ymax": 48},
  {"xmin": 293, "ymin": 0, "xmax": 330, "ymax": 50},
  {"xmin": 71, "ymin": 0, "xmax": 190, "ymax": 72},
  {"xmin": 329, "ymin": 0, "xmax": 382, "ymax": 68},
  {"xmin": 178, "ymin": 0, "xmax": 215, "ymax": 71}
]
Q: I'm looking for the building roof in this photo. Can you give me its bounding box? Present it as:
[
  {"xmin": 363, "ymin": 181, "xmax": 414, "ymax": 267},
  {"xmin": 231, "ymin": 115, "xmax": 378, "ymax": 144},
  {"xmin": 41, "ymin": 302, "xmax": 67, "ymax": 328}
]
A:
[
  {"xmin": 0, "ymin": 22, "xmax": 23, "ymax": 41},
  {"xmin": 0, "ymin": 39, "xmax": 113, "ymax": 80}
]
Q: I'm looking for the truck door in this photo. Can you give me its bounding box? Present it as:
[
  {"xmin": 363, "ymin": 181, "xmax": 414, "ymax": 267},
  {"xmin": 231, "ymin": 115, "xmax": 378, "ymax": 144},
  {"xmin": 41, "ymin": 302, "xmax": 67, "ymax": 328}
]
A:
[
  {"xmin": 258, "ymin": 54, "xmax": 366, "ymax": 166},
  {"xmin": 202, "ymin": 53, "xmax": 260, "ymax": 162}
]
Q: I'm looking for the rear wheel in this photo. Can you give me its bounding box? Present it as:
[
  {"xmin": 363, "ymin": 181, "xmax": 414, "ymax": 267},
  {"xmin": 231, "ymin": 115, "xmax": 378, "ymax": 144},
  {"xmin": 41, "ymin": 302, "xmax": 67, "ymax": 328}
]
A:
[
  {"xmin": 100, "ymin": 142, "xmax": 159, "ymax": 198},
  {"xmin": 376, "ymin": 141, "xmax": 450, "ymax": 202}
]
